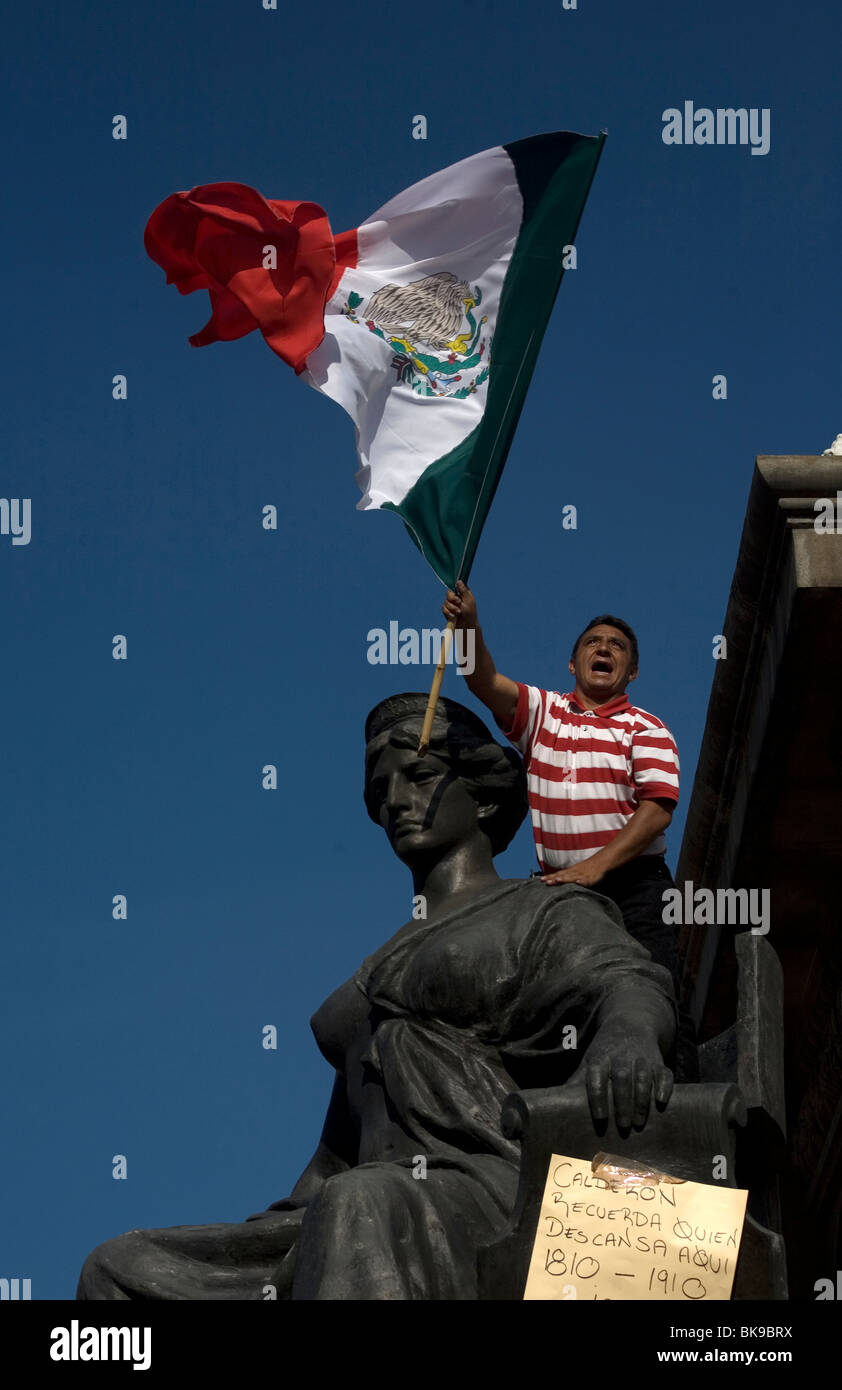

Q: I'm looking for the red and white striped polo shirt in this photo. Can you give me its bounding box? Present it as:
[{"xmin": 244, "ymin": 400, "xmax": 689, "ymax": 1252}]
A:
[{"xmin": 501, "ymin": 684, "xmax": 680, "ymax": 870}]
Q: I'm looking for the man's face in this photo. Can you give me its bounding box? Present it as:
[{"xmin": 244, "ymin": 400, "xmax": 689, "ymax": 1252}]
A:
[{"xmin": 568, "ymin": 625, "xmax": 638, "ymax": 703}]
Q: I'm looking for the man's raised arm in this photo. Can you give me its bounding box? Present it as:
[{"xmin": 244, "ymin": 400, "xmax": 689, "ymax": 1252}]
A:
[{"xmin": 442, "ymin": 581, "xmax": 519, "ymax": 730}]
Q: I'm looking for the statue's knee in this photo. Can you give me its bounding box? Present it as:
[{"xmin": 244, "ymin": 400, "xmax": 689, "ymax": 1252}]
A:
[
  {"xmin": 76, "ymin": 1230, "xmax": 147, "ymax": 1299},
  {"xmin": 317, "ymin": 1164, "xmax": 409, "ymax": 1217}
]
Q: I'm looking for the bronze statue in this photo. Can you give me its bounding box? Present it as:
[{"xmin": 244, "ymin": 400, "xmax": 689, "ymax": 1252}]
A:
[{"xmin": 77, "ymin": 694, "xmax": 676, "ymax": 1300}]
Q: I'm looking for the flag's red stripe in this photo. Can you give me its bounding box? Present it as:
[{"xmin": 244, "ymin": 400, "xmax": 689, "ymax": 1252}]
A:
[{"xmin": 144, "ymin": 182, "xmax": 354, "ymax": 374}]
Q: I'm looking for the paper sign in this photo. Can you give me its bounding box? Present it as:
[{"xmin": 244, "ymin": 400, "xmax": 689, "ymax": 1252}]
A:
[{"xmin": 523, "ymin": 1153, "xmax": 748, "ymax": 1301}]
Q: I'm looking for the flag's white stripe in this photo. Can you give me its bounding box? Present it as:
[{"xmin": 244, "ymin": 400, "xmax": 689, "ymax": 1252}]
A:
[
  {"xmin": 354, "ymin": 143, "xmax": 521, "ymax": 271},
  {"xmin": 301, "ymin": 144, "xmax": 523, "ymax": 509}
]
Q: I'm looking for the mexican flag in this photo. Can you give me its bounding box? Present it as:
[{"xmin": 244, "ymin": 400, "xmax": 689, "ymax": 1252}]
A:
[{"xmin": 145, "ymin": 132, "xmax": 605, "ymax": 585}]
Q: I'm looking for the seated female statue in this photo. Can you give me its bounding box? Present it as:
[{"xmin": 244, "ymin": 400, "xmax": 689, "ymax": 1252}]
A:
[{"xmin": 77, "ymin": 693, "xmax": 676, "ymax": 1301}]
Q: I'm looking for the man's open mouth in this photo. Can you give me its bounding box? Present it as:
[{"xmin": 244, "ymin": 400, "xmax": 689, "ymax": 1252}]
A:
[{"xmin": 591, "ymin": 660, "xmax": 614, "ymax": 674}]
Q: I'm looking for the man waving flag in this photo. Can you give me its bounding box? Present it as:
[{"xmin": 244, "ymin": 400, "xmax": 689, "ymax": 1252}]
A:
[{"xmin": 145, "ymin": 131, "xmax": 605, "ymax": 586}]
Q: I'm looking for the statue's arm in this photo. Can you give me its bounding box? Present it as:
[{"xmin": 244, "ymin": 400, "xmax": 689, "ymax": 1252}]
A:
[
  {"xmin": 568, "ymin": 983, "xmax": 676, "ymax": 1129},
  {"xmin": 592, "ymin": 984, "xmax": 675, "ymax": 1058},
  {"xmin": 287, "ymin": 1072, "xmax": 358, "ymax": 1201},
  {"xmin": 508, "ymin": 891, "xmax": 678, "ymax": 1130}
]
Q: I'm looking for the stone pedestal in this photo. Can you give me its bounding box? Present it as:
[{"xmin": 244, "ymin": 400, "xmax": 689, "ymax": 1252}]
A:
[{"xmin": 677, "ymin": 455, "xmax": 842, "ymax": 1297}]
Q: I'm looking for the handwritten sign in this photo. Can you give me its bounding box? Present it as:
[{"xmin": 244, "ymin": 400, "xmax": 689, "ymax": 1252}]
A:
[{"xmin": 523, "ymin": 1153, "xmax": 747, "ymax": 1301}]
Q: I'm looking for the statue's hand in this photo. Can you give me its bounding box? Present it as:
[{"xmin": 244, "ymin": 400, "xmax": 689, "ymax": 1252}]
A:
[{"xmin": 568, "ymin": 1026, "xmax": 673, "ymax": 1128}]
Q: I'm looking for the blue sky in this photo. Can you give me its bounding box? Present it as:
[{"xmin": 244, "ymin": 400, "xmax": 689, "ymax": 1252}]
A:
[{"xmin": 2, "ymin": 1, "xmax": 840, "ymax": 1299}]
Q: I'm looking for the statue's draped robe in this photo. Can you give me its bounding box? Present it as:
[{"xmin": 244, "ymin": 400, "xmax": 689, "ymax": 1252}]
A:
[{"xmin": 77, "ymin": 880, "xmax": 675, "ymax": 1300}]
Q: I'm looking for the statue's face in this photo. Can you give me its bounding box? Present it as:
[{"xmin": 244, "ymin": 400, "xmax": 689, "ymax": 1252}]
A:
[{"xmin": 365, "ymin": 726, "xmax": 485, "ymax": 863}]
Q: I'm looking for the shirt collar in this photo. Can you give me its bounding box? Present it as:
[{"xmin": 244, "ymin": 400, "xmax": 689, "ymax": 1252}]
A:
[{"xmin": 566, "ymin": 691, "xmax": 632, "ymax": 717}]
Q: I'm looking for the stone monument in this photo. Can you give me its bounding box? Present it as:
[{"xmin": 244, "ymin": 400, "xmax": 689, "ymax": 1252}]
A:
[{"xmin": 77, "ymin": 693, "xmax": 679, "ymax": 1300}]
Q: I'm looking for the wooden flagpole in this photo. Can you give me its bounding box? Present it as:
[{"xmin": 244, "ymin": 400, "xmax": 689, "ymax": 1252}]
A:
[
  {"xmin": 417, "ymin": 619, "xmax": 456, "ymax": 755},
  {"xmin": 415, "ymin": 323, "xmax": 545, "ymax": 756},
  {"xmin": 414, "ymin": 324, "xmax": 540, "ymax": 755}
]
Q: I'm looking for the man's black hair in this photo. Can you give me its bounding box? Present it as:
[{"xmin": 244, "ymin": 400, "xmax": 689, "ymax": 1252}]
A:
[{"xmin": 570, "ymin": 615, "xmax": 639, "ymax": 669}]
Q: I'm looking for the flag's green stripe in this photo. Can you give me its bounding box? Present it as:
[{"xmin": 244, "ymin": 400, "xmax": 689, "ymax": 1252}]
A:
[{"xmin": 386, "ymin": 131, "xmax": 606, "ymax": 587}]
